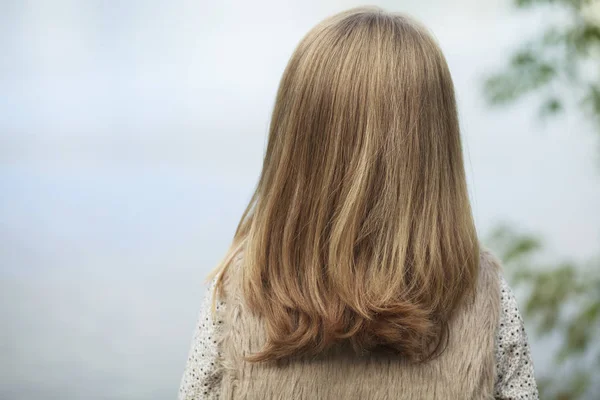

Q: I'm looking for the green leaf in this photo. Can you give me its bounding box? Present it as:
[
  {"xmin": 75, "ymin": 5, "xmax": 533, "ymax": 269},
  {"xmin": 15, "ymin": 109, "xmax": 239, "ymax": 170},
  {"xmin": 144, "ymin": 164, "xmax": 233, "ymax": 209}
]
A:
[
  {"xmin": 511, "ymin": 50, "xmax": 538, "ymax": 67},
  {"xmin": 540, "ymin": 97, "xmax": 563, "ymax": 116}
]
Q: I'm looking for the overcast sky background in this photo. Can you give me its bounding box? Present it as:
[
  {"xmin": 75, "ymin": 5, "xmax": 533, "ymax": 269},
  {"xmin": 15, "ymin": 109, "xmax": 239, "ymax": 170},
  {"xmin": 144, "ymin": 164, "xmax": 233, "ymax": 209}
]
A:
[{"xmin": 1, "ymin": 0, "xmax": 599, "ymax": 399}]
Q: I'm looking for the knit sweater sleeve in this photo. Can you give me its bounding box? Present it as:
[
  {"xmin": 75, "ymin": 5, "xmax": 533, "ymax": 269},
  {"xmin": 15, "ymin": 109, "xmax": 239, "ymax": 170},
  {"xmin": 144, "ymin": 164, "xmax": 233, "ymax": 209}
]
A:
[
  {"xmin": 178, "ymin": 279, "xmax": 224, "ymax": 400},
  {"xmin": 493, "ymin": 274, "xmax": 539, "ymax": 399}
]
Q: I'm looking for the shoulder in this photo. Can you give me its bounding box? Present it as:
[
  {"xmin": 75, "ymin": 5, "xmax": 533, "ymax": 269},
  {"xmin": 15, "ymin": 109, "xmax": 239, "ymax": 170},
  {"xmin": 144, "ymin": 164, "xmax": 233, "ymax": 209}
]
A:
[
  {"xmin": 178, "ymin": 279, "xmax": 226, "ymax": 400},
  {"xmin": 475, "ymin": 248, "xmax": 503, "ymax": 295},
  {"xmin": 465, "ymin": 248, "xmax": 503, "ymax": 319},
  {"xmin": 480, "ymin": 248, "xmax": 503, "ymax": 275},
  {"xmin": 493, "ymin": 273, "xmax": 539, "ymax": 399}
]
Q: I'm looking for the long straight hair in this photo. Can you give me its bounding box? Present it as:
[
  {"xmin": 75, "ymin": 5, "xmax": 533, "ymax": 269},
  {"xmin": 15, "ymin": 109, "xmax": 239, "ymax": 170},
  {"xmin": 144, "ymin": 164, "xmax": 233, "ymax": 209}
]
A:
[{"xmin": 210, "ymin": 6, "xmax": 479, "ymax": 363}]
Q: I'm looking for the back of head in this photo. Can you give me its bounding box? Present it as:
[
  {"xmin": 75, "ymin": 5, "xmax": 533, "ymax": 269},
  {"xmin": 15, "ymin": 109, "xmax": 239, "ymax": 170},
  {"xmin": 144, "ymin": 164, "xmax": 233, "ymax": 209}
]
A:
[{"xmin": 214, "ymin": 6, "xmax": 479, "ymax": 363}]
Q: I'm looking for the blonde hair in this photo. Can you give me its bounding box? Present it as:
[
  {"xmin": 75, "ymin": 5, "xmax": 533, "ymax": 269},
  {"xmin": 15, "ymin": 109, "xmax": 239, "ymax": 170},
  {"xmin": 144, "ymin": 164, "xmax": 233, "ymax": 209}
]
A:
[{"xmin": 210, "ymin": 6, "xmax": 479, "ymax": 363}]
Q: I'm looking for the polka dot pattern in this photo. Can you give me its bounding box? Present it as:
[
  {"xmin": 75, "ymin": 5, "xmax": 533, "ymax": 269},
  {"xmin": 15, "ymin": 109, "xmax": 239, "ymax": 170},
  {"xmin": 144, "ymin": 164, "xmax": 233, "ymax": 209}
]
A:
[
  {"xmin": 179, "ymin": 279, "xmax": 224, "ymax": 400},
  {"xmin": 179, "ymin": 274, "xmax": 539, "ymax": 399},
  {"xmin": 494, "ymin": 274, "xmax": 539, "ymax": 399}
]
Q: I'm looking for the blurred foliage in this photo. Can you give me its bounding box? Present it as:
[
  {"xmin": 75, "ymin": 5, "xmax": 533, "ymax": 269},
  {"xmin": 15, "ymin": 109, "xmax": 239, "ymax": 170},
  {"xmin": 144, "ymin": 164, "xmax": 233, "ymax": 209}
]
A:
[
  {"xmin": 485, "ymin": 0, "xmax": 600, "ymax": 129},
  {"xmin": 487, "ymin": 226, "xmax": 600, "ymax": 399},
  {"xmin": 484, "ymin": 0, "xmax": 600, "ymax": 399}
]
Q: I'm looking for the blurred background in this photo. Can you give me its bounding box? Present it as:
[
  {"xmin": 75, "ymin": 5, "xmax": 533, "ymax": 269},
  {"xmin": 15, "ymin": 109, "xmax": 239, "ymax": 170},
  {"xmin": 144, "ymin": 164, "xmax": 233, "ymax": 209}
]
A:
[{"xmin": 1, "ymin": 0, "xmax": 599, "ymax": 399}]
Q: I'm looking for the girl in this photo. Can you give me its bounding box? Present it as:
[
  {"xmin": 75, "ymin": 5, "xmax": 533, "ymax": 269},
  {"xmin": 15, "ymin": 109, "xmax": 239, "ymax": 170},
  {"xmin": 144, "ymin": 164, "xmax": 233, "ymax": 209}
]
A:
[{"xmin": 180, "ymin": 7, "xmax": 538, "ymax": 399}]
